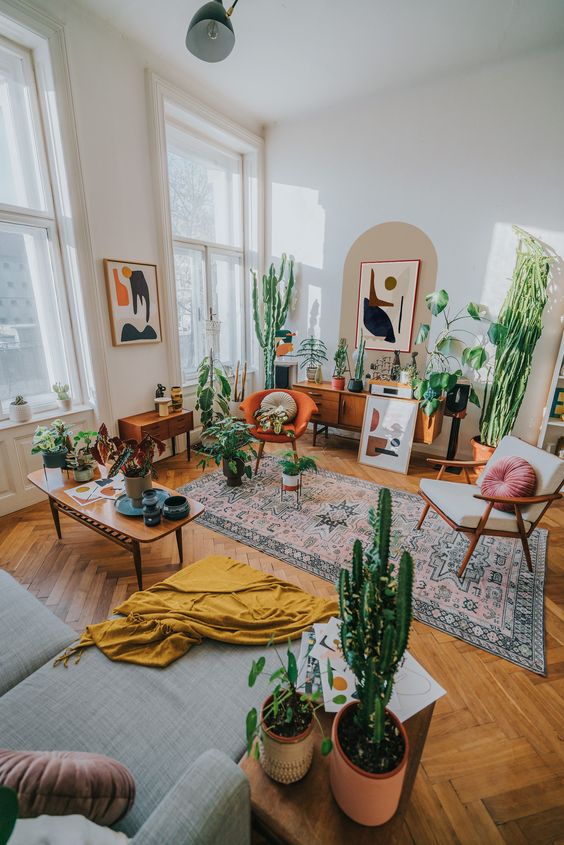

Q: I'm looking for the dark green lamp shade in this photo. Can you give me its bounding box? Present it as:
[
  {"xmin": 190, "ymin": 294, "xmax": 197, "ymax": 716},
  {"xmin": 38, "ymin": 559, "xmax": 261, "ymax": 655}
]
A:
[{"xmin": 186, "ymin": 0, "xmax": 235, "ymax": 63}]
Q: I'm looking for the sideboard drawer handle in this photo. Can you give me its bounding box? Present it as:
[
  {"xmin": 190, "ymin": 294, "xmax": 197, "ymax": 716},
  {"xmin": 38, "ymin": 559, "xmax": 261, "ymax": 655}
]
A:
[{"xmin": 308, "ymin": 391, "xmax": 322, "ymax": 396}]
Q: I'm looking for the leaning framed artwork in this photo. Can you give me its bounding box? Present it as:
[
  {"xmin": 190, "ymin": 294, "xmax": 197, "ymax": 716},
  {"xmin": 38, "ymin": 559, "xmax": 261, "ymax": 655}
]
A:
[
  {"xmin": 355, "ymin": 259, "xmax": 420, "ymax": 352},
  {"xmin": 358, "ymin": 395, "xmax": 418, "ymax": 474},
  {"xmin": 103, "ymin": 259, "xmax": 162, "ymax": 346}
]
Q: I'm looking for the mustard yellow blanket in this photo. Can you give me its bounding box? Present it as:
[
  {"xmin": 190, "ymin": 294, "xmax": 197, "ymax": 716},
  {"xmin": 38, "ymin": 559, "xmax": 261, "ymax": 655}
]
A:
[{"xmin": 55, "ymin": 555, "xmax": 338, "ymax": 668}]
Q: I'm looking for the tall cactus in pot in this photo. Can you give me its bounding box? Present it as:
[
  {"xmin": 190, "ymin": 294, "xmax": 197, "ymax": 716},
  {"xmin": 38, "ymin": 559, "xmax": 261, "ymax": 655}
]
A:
[{"xmin": 251, "ymin": 255, "xmax": 295, "ymax": 389}]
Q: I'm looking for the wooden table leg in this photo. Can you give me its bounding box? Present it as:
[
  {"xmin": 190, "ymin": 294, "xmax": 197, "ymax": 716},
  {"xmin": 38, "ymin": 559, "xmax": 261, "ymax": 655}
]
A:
[
  {"xmin": 132, "ymin": 541, "xmax": 143, "ymax": 590},
  {"xmin": 48, "ymin": 497, "xmax": 62, "ymax": 539},
  {"xmin": 176, "ymin": 527, "xmax": 183, "ymax": 564},
  {"xmin": 172, "ymin": 435, "xmax": 176, "ymax": 456},
  {"xmin": 186, "ymin": 431, "xmax": 191, "ymax": 461},
  {"xmin": 313, "ymin": 422, "xmax": 317, "ymax": 447}
]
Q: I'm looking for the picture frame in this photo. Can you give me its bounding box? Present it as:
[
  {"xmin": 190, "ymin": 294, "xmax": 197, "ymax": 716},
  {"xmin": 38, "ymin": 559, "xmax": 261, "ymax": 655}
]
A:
[
  {"xmin": 355, "ymin": 259, "xmax": 421, "ymax": 352},
  {"xmin": 103, "ymin": 258, "xmax": 162, "ymax": 346},
  {"xmin": 358, "ymin": 394, "xmax": 418, "ymax": 474}
]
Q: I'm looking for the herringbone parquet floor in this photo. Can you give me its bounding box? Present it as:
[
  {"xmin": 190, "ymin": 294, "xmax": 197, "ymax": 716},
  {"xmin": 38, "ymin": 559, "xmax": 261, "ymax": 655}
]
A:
[{"xmin": 1, "ymin": 433, "xmax": 563, "ymax": 844}]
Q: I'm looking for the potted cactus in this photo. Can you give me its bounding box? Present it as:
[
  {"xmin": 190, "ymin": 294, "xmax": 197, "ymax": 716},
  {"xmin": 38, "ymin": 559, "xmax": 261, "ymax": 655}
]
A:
[
  {"xmin": 347, "ymin": 333, "xmax": 366, "ymax": 392},
  {"xmin": 330, "ymin": 488, "xmax": 414, "ymax": 826},
  {"xmin": 9, "ymin": 395, "xmax": 32, "ymax": 423},
  {"xmin": 332, "ymin": 338, "xmax": 349, "ymax": 390},
  {"xmin": 52, "ymin": 382, "xmax": 72, "ymax": 411},
  {"xmin": 252, "ymin": 255, "xmax": 295, "ymax": 390}
]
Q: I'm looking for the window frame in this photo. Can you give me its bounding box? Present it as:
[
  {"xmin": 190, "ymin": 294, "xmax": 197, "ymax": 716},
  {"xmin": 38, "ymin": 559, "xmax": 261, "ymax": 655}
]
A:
[{"xmin": 149, "ymin": 72, "xmax": 263, "ymax": 389}]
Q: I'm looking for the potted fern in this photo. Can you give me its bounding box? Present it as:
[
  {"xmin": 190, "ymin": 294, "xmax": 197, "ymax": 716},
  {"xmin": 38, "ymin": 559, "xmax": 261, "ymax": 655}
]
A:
[
  {"xmin": 297, "ymin": 336, "xmax": 328, "ymax": 382},
  {"xmin": 330, "ymin": 488, "xmax": 414, "ymax": 826},
  {"xmin": 9, "ymin": 395, "xmax": 32, "ymax": 423},
  {"xmin": 347, "ymin": 333, "xmax": 366, "ymax": 392},
  {"xmin": 278, "ymin": 451, "xmax": 318, "ymax": 492},
  {"xmin": 332, "ymin": 338, "xmax": 349, "ymax": 390}
]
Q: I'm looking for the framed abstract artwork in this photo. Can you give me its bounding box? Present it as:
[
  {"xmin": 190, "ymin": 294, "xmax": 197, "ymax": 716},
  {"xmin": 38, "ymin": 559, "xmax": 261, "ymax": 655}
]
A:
[
  {"xmin": 358, "ymin": 395, "xmax": 418, "ymax": 474},
  {"xmin": 103, "ymin": 259, "xmax": 162, "ymax": 346},
  {"xmin": 355, "ymin": 259, "xmax": 421, "ymax": 352}
]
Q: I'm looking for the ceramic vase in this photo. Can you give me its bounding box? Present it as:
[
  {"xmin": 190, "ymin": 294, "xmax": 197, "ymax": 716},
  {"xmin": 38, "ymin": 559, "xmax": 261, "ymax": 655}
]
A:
[
  {"xmin": 56, "ymin": 398, "xmax": 72, "ymax": 412},
  {"xmin": 329, "ymin": 702, "xmax": 409, "ymax": 826},
  {"xmin": 306, "ymin": 366, "xmax": 317, "ymax": 382},
  {"xmin": 347, "ymin": 378, "xmax": 364, "ymax": 393},
  {"xmin": 124, "ymin": 474, "xmax": 152, "ymax": 507},
  {"xmin": 314, "ymin": 365, "xmax": 323, "ymax": 384},
  {"xmin": 170, "ymin": 386, "xmax": 183, "ymax": 412},
  {"xmin": 259, "ymin": 696, "xmax": 314, "ymax": 784}
]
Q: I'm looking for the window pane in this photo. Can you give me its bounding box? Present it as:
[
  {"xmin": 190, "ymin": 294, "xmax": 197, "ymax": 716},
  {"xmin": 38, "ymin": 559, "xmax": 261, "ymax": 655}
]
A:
[
  {"xmin": 167, "ymin": 127, "xmax": 242, "ymax": 248},
  {"xmin": 174, "ymin": 244, "xmax": 206, "ymax": 382},
  {"xmin": 0, "ymin": 40, "xmax": 46, "ymax": 210},
  {"xmin": 0, "ymin": 222, "xmax": 68, "ymax": 407},
  {"xmin": 210, "ymin": 252, "xmax": 243, "ymax": 367}
]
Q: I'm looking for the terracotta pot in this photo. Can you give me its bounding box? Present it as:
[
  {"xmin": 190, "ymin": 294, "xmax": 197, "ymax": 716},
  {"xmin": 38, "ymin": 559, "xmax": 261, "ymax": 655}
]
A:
[
  {"xmin": 124, "ymin": 474, "xmax": 152, "ymax": 507},
  {"xmin": 329, "ymin": 702, "xmax": 409, "ymax": 826},
  {"xmin": 331, "ymin": 376, "xmax": 345, "ymax": 391},
  {"xmin": 260, "ymin": 695, "xmax": 314, "ymax": 784},
  {"xmin": 223, "ymin": 457, "xmax": 245, "ymax": 487},
  {"xmin": 470, "ymin": 436, "xmax": 495, "ymax": 476}
]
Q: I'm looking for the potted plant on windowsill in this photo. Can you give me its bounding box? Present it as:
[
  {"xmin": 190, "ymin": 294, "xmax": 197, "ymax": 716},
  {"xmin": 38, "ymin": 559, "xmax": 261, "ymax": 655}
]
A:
[
  {"xmin": 91, "ymin": 423, "xmax": 165, "ymax": 507},
  {"xmin": 297, "ymin": 336, "xmax": 328, "ymax": 383},
  {"xmin": 278, "ymin": 451, "xmax": 318, "ymax": 493},
  {"xmin": 245, "ymin": 639, "xmax": 333, "ymax": 784},
  {"xmin": 9, "ymin": 395, "xmax": 32, "ymax": 423},
  {"xmin": 330, "ymin": 488, "xmax": 414, "ymax": 826},
  {"xmin": 52, "ymin": 382, "xmax": 72, "ymax": 411},
  {"xmin": 65, "ymin": 430, "xmax": 98, "ymax": 482},
  {"xmin": 197, "ymin": 417, "xmax": 256, "ymax": 487},
  {"xmin": 31, "ymin": 419, "xmax": 73, "ymax": 468},
  {"xmin": 348, "ymin": 333, "xmax": 365, "ymax": 392},
  {"xmin": 332, "ymin": 338, "xmax": 349, "ymax": 390}
]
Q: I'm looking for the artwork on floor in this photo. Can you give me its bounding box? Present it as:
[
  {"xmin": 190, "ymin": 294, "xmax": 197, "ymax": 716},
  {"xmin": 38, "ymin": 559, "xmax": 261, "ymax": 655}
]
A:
[
  {"xmin": 355, "ymin": 259, "xmax": 420, "ymax": 352},
  {"xmin": 104, "ymin": 259, "xmax": 162, "ymax": 346},
  {"xmin": 358, "ymin": 395, "xmax": 418, "ymax": 474}
]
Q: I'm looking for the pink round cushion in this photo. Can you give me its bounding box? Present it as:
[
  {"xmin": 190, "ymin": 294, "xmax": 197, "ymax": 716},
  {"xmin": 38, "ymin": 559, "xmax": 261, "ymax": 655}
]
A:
[
  {"xmin": 480, "ymin": 456, "xmax": 537, "ymax": 512},
  {"xmin": 0, "ymin": 749, "xmax": 135, "ymax": 825}
]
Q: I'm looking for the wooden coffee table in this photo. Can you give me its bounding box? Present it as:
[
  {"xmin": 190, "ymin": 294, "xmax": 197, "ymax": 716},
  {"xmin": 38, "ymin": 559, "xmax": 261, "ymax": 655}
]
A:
[
  {"xmin": 27, "ymin": 469, "xmax": 204, "ymax": 590},
  {"xmin": 240, "ymin": 703, "xmax": 434, "ymax": 845}
]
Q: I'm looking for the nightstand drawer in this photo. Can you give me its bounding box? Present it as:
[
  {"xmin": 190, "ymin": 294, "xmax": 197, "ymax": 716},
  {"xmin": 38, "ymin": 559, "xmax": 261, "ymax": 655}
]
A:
[
  {"xmin": 293, "ymin": 386, "xmax": 339, "ymax": 405},
  {"xmin": 141, "ymin": 422, "xmax": 170, "ymax": 442},
  {"xmin": 169, "ymin": 414, "xmax": 191, "ymax": 437}
]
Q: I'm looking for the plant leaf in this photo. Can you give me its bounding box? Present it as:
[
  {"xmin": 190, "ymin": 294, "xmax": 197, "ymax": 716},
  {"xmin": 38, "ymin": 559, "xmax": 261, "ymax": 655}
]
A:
[
  {"xmin": 285, "ymin": 705, "xmax": 294, "ymax": 723},
  {"xmin": 414, "ymin": 323, "xmax": 430, "ymax": 345},
  {"xmin": 246, "ymin": 708, "xmax": 257, "ymax": 755},
  {"xmin": 462, "ymin": 345, "xmax": 487, "ymax": 370},
  {"xmin": 468, "ymin": 386, "xmax": 480, "ymax": 407},
  {"xmin": 287, "ymin": 650, "xmax": 298, "ymax": 686},
  {"xmin": 326, "ymin": 659, "xmax": 334, "ymax": 689},
  {"xmin": 321, "ymin": 737, "xmax": 333, "ymax": 755},
  {"xmin": 488, "ymin": 322, "xmax": 508, "ymax": 345},
  {"xmin": 467, "ymin": 302, "xmax": 486, "ymax": 320},
  {"xmin": 425, "ymin": 289, "xmax": 449, "ymax": 316}
]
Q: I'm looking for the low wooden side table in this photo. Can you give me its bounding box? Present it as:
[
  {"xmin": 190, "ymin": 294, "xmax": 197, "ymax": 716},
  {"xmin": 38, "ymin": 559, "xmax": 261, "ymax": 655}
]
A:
[
  {"xmin": 240, "ymin": 703, "xmax": 434, "ymax": 845},
  {"xmin": 118, "ymin": 409, "xmax": 194, "ymax": 459}
]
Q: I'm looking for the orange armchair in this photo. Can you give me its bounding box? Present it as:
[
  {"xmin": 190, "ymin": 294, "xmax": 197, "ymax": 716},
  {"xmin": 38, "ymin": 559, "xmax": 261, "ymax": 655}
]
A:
[{"xmin": 240, "ymin": 389, "xmax": 318, "ymax": 474}]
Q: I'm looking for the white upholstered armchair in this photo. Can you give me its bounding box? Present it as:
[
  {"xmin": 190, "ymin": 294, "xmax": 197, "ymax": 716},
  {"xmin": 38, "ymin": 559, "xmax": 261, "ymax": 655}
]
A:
[{"xmin": 416, "ymin": 436, "xmax": 564, "ymax": 578}]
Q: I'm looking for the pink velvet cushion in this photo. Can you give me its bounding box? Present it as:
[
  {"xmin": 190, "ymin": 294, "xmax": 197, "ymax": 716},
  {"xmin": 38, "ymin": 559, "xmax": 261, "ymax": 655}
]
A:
[
  {"xmin": 480, "ymin": 456, "xmax": 537, "ymax": 511},
  {"xmin": 0, "ymin": 750, "xmax": 135, "ymax": 826}
]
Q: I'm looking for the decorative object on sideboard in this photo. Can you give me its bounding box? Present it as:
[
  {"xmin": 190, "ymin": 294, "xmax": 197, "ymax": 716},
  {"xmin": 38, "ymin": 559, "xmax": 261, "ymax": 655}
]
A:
[
  {"xmin": 186, "ymin": 0, "xmax": 240, "ymax": 63},
  {"xmin": 330, "ymin": 489, "xmax": 414, "ymax": 826},
  {"xmin": 103, "ymin": 259, "xmax": 162, "ymax": 346},
  {"xmin": 52, "ymin": 382, "xmax": 71, "ymax": 411},
  {"xmin": 229, "ymin": 360, "xmax": 247, "ymax": 418},
  {"xmin": 347, "ymin": 332, "xmax": 365, "ymax": 392},
  {"xmin": 244, "ymin": 639, "xmax": 332, "ymax": 784},
  {"xmin": 154, "ymin": 383, "xmax": 166, "ymax": 411},
  {"xmin": 156, "ymin": 397, "xmax": 171, "ymax": 417},
  {"xmin": 297, "ymin": 335, "xmax": 328, "ymax": 383},
  {"xmin": 252, "ymin": 255, "xmax": 295, "ymax": 390},
  {"xmin": 196, "ymin": 349, "xmax": 231, "ymax": 431},
  {"xmin": 91, "ymin": 423, "xmax": 165, "ymax": 507},
  {"xmin": 170, "ymin": 386, "xmax": 183, "ymax": 412},
  {"xmin": 390, "ymin": 349, "xmax": 401, "ymax": 381},
  {"xmin": 65, "ymin": 430, "xmax": 98, "ymax": 482},
  {"xmin": 8, "ymin": 395, "xmax": 32, "ymax": 423},
  {"xmin": 31, "ymin": 419, "xmax": 72, "ymax": 469},
  {"xmin": 197, "ymin": 416, "xmax": 256, "ymax": 487},
  {"xmin": 332, "ymin": 338, "xmax": 350, "ymax": 390},
  {"xmin": 356, "ymin": 260, "xmax": 421, "ymax": 353},
  {"xmin": 474, "ymin": 226, "xmax": 552, "ymax": 461}
]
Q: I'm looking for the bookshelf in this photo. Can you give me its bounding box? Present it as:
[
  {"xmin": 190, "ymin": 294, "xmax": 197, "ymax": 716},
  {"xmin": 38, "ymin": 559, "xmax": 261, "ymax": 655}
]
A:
[{"xmin": 537, "ymin": 329, "xmax": 564, "ymax": 455}]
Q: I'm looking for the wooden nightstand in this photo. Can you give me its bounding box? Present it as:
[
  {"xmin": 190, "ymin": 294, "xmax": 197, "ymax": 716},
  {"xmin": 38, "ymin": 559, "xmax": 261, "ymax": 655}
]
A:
[{"xmin": 118, "ymin": 409, "xmax": 194, "ymax": 459}]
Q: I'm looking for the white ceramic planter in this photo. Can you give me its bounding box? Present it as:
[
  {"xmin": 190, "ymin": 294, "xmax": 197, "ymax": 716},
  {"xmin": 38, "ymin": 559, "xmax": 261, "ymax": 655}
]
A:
[
  {"xmin": 124, "ymin": 474, "xmax": 152, "ymax": 507},
  {"xmin": 282, "ymin": 472, "xmax": 300, "ymax": 490},
  {"xmin": 9, "ymin": 403, "xmax": 32, "ymax": 423},
  {"xmin": 57, "ymin": 398, "xmax": 72, "ymax": 412}
]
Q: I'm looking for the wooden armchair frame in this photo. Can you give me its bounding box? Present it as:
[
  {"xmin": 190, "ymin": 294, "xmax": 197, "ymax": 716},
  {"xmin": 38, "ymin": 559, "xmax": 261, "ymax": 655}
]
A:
[{"xmin": 417, "ymin": 458, "xmax": 563, "ymax": 578}]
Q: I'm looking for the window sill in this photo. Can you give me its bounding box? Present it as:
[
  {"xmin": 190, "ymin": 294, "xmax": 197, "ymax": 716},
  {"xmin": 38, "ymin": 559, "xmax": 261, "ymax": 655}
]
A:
[{"xmin": 0, "ymin": 403, "xmax": 94, "ymax": 433}]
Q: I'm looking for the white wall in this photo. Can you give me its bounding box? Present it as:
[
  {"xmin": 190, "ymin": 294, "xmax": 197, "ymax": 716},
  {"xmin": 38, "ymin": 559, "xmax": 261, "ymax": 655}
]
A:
[{"xmin": 267, "ymin": 46, "xmax": 564, "ymax": 456}]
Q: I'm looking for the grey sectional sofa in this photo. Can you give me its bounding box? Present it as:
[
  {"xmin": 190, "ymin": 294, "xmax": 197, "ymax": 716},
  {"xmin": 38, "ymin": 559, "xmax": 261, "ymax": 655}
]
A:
[{"xmin": 0, "ymin": 569, "xmax": 282, "ymax": 844}]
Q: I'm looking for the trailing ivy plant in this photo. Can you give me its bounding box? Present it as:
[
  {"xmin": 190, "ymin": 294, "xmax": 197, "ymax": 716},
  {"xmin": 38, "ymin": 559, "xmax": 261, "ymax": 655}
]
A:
[{"xmin": 195, "ymin": 349, "xmax": 231, "ymax": 430}]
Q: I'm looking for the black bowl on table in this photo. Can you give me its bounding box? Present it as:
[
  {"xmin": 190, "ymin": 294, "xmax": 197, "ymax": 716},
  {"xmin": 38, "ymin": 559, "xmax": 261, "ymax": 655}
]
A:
[{"xmin": 162, "ymin": 495, "xmax": 190, "ymax": 520}]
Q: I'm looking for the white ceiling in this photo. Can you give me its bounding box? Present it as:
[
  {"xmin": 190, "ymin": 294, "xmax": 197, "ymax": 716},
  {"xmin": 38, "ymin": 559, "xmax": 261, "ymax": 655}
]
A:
[{"xmin": 75, "ymin": 0, "xmax": 564, "ymax": 125}]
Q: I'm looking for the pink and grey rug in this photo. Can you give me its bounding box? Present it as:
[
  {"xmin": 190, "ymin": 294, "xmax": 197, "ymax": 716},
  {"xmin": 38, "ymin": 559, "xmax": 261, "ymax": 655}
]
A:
[{"xmin": 180, "ymin": 457, "xmax": 547, "ymax": 674}]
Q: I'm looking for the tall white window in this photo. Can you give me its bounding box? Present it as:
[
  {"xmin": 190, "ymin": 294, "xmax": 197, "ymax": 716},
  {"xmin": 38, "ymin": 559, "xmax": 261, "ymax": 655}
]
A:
[
  {"xmin": 163, "ymin": 103, "xmax": 259, "ymax": 384},
  {"xmin": 0, "ymin": 34, "xmax": 79, "ymax": 415}
]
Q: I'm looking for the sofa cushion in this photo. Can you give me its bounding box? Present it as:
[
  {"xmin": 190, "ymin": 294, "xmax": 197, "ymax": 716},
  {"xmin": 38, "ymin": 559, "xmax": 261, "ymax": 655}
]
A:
[
  {"xmin": 9, "ymin": 814, "xmax": 129, "ymax": 844},
  {"xmin": 0, "ymin": 570, "xmax": 76, "ymax": 696},
  {"xmin": 420, "ymin": 479, "xmax": 532, "ymax": 532},
  {"xmin": 481, "ymin": 456, "xmax": 537, "ymax": 511},
  {"xmin": 0, "ymin": 749, "xmax": 135, "ymax": 825}
]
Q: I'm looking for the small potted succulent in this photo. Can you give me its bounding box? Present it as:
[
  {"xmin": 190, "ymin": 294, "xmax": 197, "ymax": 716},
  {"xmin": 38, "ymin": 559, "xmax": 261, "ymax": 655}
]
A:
[
  {"xmin": 197, "ymin": 417, "xmax": 256, "ymax": 487},
  {"xmin": 9, "ymin": 395, "xmax": 32, "ymax": 423},
  {"xmin": 297, "ymin": 336, "xmax": 328, "ymax": 382},
  {"xmin": 330, "ymin": 488, "xmax": 414, "ymax": 826},
  {"xmin": 245, "ymin": 639, "xmax": 333, "ymax": 784},
  {"xmin": 347, "ymin": 333, "xmax": 366, "ymax": 392},
  {"xmin": 332, "ymin": 338, "xmax": 349, "ymax": 390},
  {"xmin": 52, "ymin": 382, "xmax": 72, "ymax": 411},
  {"xmin": 91, "ymin": 423, "xmax": 165, "ymax": 506},
  {"xmin": 278, "ymin": 451, "xmax": 317, "ymax": 493},
  {"xmin": 31, "ymin": 419, "xmax": 73, "ymax": 468},
  {"xmin": 65, "ymin": 430, "xmax": 98, "ymax": 482}
]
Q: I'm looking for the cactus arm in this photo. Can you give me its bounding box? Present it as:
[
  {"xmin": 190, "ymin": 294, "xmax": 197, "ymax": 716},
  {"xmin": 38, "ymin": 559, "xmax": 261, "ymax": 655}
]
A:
[
  {"xmin": 395, "ymin": 551, "xmax": 414, "ymax": 660},
  {"xmin": 251, "ymin": 270, "xmax": 265, "ymax": 349}
]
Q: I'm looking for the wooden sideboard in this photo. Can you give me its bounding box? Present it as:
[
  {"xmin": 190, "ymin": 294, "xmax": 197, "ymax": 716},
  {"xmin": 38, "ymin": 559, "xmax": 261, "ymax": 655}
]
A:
[
  {"xmin": 292, "ymin": 381, "xmax": 442, "ymax": 445},
  {"xmin": 118, "ymin": 409, "xmax": 194, "ymax": 458}
]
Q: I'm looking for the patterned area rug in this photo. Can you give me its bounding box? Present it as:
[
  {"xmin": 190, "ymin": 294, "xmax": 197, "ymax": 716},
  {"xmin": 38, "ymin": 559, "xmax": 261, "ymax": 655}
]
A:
[{"xmin": 180, "ymin": 458, "xmax": 546, "ymax": 674}]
